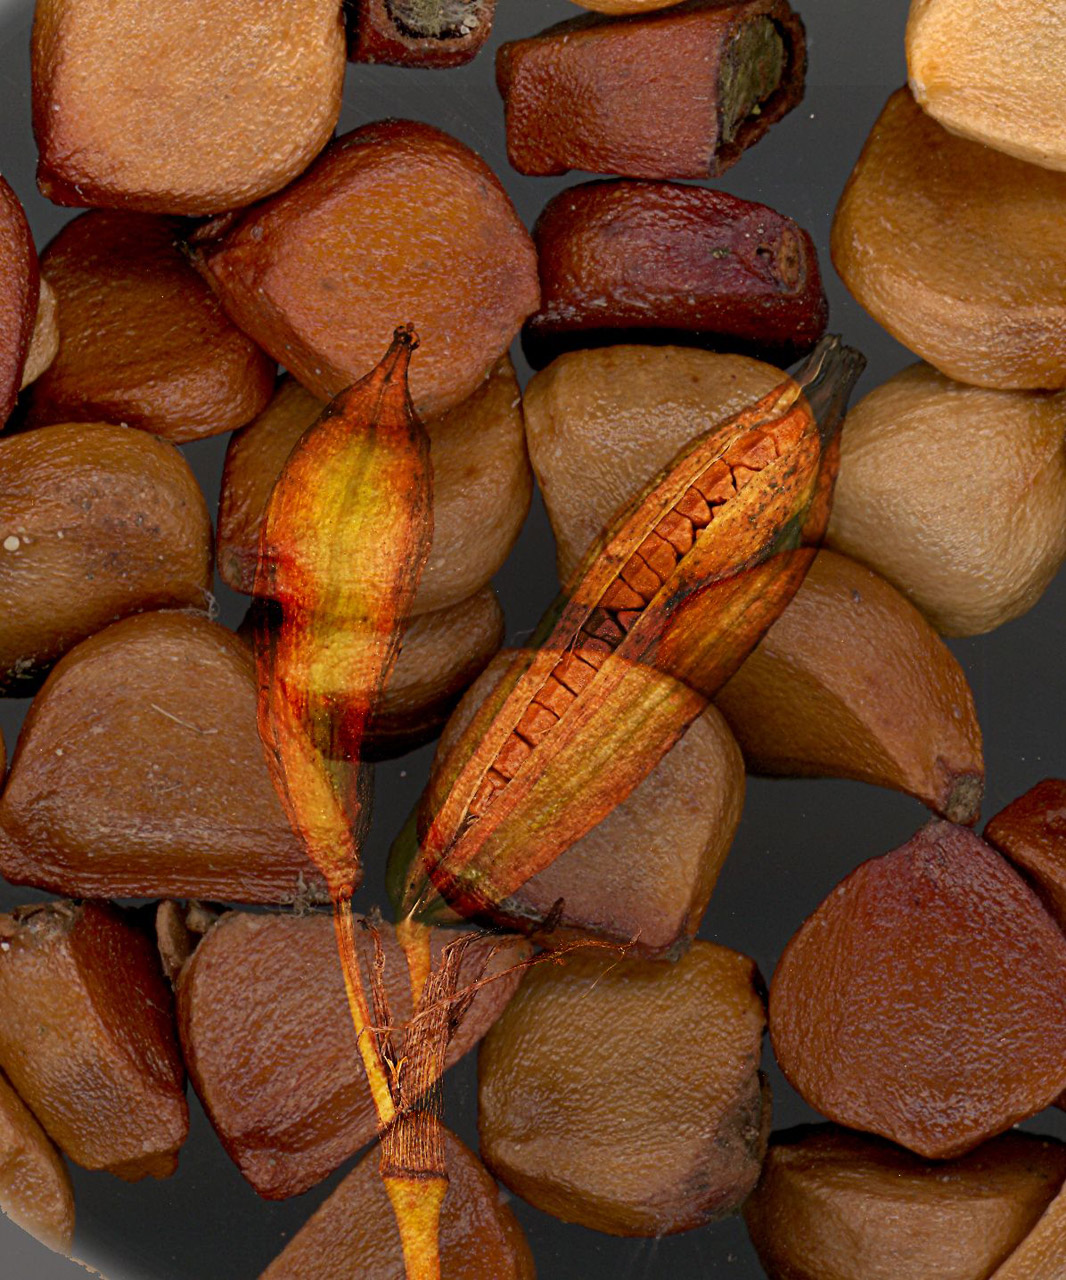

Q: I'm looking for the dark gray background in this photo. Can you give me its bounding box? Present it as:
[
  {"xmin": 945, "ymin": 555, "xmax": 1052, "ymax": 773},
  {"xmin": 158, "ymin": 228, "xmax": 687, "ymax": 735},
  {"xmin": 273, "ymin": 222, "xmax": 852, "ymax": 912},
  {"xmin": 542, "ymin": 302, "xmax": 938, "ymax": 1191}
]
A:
[{"xmin": 2, "ymin": 0, "xmax": 1065, "ymax": 1275}]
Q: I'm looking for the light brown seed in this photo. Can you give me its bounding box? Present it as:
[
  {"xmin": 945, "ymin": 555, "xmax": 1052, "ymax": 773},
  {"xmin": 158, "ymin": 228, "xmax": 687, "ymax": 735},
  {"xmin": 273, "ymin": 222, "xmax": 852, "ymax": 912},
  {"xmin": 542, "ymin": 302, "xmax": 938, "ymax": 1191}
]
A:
[{"xmin": 0, "ymin": 1071, "xmax": 75, "ymax": 1255}]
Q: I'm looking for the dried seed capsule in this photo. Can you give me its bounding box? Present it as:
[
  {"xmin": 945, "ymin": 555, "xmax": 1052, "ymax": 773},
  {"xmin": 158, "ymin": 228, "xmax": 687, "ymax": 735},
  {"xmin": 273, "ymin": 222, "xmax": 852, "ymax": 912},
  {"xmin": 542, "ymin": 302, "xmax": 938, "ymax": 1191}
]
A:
[
  {"xmin": 906, "ymin": 0, "xmax": 1066, "ymax": 172},
  {"xmin": 26, "ymin": 211, "xmax": 274, "ymax": 441},
  {"xmin": 0, "ymin": 610, "xmax": 328, "ymax": 904},
  {"xmin": 19, "ymin": 279, "xmax": 59, "ymax": 391},
  {"xmin": 195, "ymin": 121, "xmax": 539, "ymax": 418},
  {"xmin": 0, "ymin": 177, "xmax": 38, "ymax": 427},
  {"xmin": 0, "ymin": 902, "xmax": 188, "ymax": 1181},
  {"xmin": 744, "ymin": 1125, "xmax": 1066, "ymax": 1280},
  {"xmin": 496, "ymin": 0, "xmax": 807, "ymax": 180},
  {"xmin": 176, "ymin": 911, "xmax": 530, "ymax": 1199},
  {"xmin": 715, "ymin": 550, "xmax": 985, "ymax": 823},
  {"xmin": 479, "ymin": 941, "xmax": 769, "ymax": 1235},
  {"xmin": 986, "ymin": 780, "xmax": 1066, "ymax": 928},
  {"xmin": 523, "ymin": 345, "xmax": 787, "ymax": 581},
  {"xmin": 347, "ymin": 0, "xmax": 499, "ymax": 67},
  {"xmin": 769, "ymin": 821, "xmax": 1066, "ymax": 1159},
  {"xmin": 524, "ymin": 181, "xmax": 828, "ymax": 369},
  {"xmin": 260, "ymin": 1126, "xmax": 533, "ymax": 1279},
  {"xmin": 832, "ymin": 88, "xmax": 1066, "ymax": 390},
  {"xmin": 826, "ymin": 362, "xmax": 1066, "ymax": 635},
  {"xmin": 0, "ymin": 422, "xmax": 213, "ymax": 692},
  {"xmin": 219, "ymin": 358, "xmax": 531, "ymax": 614},
  {"xmin": 0, "ymin": 1071, "xmax": 75, "ymax": 1255},
  {"xmin": 32, "ymin": 0, "xmax": 346, "ymax": 215}
]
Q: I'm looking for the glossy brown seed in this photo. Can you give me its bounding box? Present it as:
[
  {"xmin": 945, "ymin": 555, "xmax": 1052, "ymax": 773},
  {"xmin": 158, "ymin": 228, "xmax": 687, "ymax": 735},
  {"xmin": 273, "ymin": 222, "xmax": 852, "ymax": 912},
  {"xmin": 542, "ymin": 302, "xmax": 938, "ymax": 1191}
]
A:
[
  {"xmin": 744, "ymin": 1125, "xmax": 1066, "ymax": 1280},
  {"xmin": 986, "ymin": 780, "xmax": 1066, "ymax": 928},
  {"xmin": 219, "ymin": 358, "xmax": 531, "ymax": 613},
  {"xmin": 348, "ymin": 0, "xmax": 499, "ymax": 67},
  {"xmin": 0, "ymin": 1071, "xmax": 75, "ymax": 1255},
  {"xmin": 27, "ymin": 211, "xmax": 275, "ymax": 442},
  {"xmin": 715, "ymin": 550, "xmax": 984, "ymax": 822},
  {"xmin": 0, "ymin": 422, "xmax": 213, "ymax": 692},
  {"xmin": 496, "ymin": 0, "xmax": 806, "ymax": 180},
  {"xmin": 525, "ymin": 181, "xmax": 827, "ymax": 368},
  {"xmin": 570, "ymin": 0, "xmax": 685, "ymax": 9},
  {"xmin": 0, "ymin": 176, "xmax": 38, "ymax": 427},
  {"xmin": 32, "ymin": 0, "xmax": 346, "ymax": 215},
  {"xmin": 0, "ymin": 611, "xmax": 328, "ymax": 905},
  {"xmin": 990, "ymin": 1179, "xmax": 1066, "ymax": 1278},
  {"xmin": 177, "ymin": 911, "xmax": 529, "ymax": 1199},
  {"xmin": 260, "ymin": 1127, "xmax": 534, "ymax": 1279},
  {"xmin": 195, "ymin": 120, "xmax": 539, "ymax": 418},
  {"xmin": 832, "ymin": 88, "xmax": 1066, "ymax": 390},
  {"xmin": 19, "ymin": 278, "xmax": 59, "ymax": 391},
  {"xmin": 523, "ymin": 345, "xmax": 785, "ymax": 581},
  {"xmin": 0, "ymin": 902, "xmax": 188, "ymax": 1181},
  {"xmin": 770, "ymin": 821, "xmax": 1066, "ymax": 1159},
  {"xmin": 479, "ymin": 942, "xmax": 769, "ymax": 1236}
]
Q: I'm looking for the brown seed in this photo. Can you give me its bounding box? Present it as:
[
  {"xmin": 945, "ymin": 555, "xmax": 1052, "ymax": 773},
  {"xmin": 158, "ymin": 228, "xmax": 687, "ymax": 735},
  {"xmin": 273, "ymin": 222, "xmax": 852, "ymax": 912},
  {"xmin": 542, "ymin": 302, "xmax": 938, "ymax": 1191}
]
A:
[
  {"xmin": 906, "ymin": 0, "xmax": 1066, "ymax": 172},
  {"xmin": 524, "ymin": 180, "xmax": 828, "ymax": 369},
  {"xmin": 0, "ymin": 610, "xmax": 328, "ymax": 905},
  {"xmin": 194, "ymin": 120, "xmax": 539, "ymax": 418},
  {"xmin": 715, "ymin": 550, "xmax": 984, "ymax": 823},
  {"xmin": 990, "ymin": 1178, "xmax": 1066, "ymax": 1279},
  {"xmin": 0, "ymin": 902, "xmax": 188, "ymax": 1181},
  {"xmin": 744, "ymin": 1125, "xmax": 1066, "ymax": 1280},
  {"xmin": 496, "ymin": 0, "xmax": 807, "ymax": 180},
  {"xmin": 831, "ymin": 87, "xmax": 1066, "ymax": 390},
  {"xmin": 769, "ymin": 821, "xmax": 1066, "ymax": 1159},
  {"xmin": 154, "ymin": 901, "xmax": 218, "ymax": 985},
  {"xmin": 19, "ymin": 278, "xmax": 59, "ymax": 391},
  {"xmin": 219, "ymin": 358, "xmax": 531, "ymax": 613},
  {"xmin": 0, "ymin": 1071, "xmax": 75, "ymax": 1255},
  {"xmin": 569, "ymin": 0, "xmax": 686, "ymax": 10},
  {"xmin": 985, "ymin": 779, "xmax": 1066, "ymax": 929},
  {"xmin": 0, "ymin": 176, "xmax": 38, "ymax": 427},
  {"xmin": 422, "ymin": 649, "xmax": 745, "ymax": 953},
  {"xmin": 826, "ymin": 362, "xmax": 1066, "ymax": 635},
  {"xmin": 176, "ymin": 911, "xmax": 530, "ymax": 1199},
  {"xmin": 0, "ymin": 422, "xmax": 213, "ymax": 692},
  {"xmin": 27, "ymin": 211, "xmax": 275, "ymax": 442},
  {"xmin": 32, "ymin": 0, "xmax": 346, "ymax": 215},
  {"xmin": 523, "ymin": 345, "xmax": 785, "ymax": 581},
  {"xmin": 260, "ymin": 1126, "xmax": 533, "ymax": 1279},
  {"xmin": 347, "ymin": 0, "xmax": 499, "ymax": 68},
  {"xmin": 479, "ymin": 941, "xmax": 769, "ymax": 1236}
]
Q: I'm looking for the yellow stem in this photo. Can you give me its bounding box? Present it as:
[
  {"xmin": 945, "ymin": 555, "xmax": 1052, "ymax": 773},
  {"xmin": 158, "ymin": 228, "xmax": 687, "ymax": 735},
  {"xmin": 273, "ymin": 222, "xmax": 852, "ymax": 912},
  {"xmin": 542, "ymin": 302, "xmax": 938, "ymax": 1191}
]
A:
[
  {"xmin": 384, "ymin": 1174, "xmax": 447, "ymax": 1280},
  {"xmin": 396, "ymin": 914, "xmax": 434, "ymax": 1009}
]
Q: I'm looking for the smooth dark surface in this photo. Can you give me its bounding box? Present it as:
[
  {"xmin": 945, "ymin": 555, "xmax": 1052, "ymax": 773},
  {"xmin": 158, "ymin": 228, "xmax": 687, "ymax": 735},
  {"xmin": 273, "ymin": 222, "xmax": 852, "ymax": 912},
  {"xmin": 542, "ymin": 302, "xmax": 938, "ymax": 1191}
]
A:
[{"xmin": 2, "ymin": 0, "xmax": 1066, "ymax": 1276}]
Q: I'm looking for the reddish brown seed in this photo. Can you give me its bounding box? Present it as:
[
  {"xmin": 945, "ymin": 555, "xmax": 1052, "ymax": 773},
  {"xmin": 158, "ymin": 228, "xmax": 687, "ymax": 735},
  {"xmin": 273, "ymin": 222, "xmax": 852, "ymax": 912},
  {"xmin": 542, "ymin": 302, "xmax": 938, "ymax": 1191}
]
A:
[
  {"xmin": 986, "ymin": 780, "xmax": 1066, "ymax": 928},
  {"xmin": 347, "ymin": 0, "xmax": 499, "ymax": 68},
  {"xmin": 0, "ymin": 611, "xmax": 327, "ymax": 905},
  {"xmin": 525, "ymin": 181, "xmax": 828, "ymax": 368},
  {"xmin": 496, "ymin": 0, "xmax": 807, "ymax": 180},
  {"xmin": 0, "ymin": 902, "xmax": 188, "ymax": 1181},
  {"xmin": 0, "ymin": 1071, "xmax": 75, "ymax": 1255},
  {"xmin": 26, "ymin": 211, "xmax": 275, "ymax": 442},
  {"xmin": 176, "ymin": 911, "xmax": 531, "ymax": 1199},
  {"xmin": 195, "ymin": 120, "xmax": 539, "ymax": 418},
  {"xmin": 0, "ymin": 177, "xmax": 38, "ymax": 427},
  {"xmin": 656, "ymin": 511, "xmax": 695, "ymax": 554},
  {"xmin": 769, "ymin": 821, "xmax": 1066, "ymax": 1159}
]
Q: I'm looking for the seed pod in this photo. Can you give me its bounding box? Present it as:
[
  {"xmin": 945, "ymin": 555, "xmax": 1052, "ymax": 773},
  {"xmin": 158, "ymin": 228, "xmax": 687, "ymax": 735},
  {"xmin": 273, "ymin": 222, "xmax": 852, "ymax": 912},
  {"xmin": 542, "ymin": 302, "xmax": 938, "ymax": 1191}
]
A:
[
  {"xmin": 32, "ymin": 0, "xmax": 346, "ymax": 215},
  {"xmin": 832, "ymin": 88, "xmax": 1066, "ymax": 390},
  {"xmin": 0, "ymin": 422, "xmax": 213, "ymax": 692},
  {"xmin": 347, "ymin": 0, "xmax": 499, "ymax": 67},
  {"xmin": 744, "ymin": 1125, "xmax": 1066, "ymax": 1280},
  {"xmin": 826, "ymin": 362, "xmax": 1066, "ymax": 635},
  {"xmin": 715, "ymin": 550, "xmax": 985, "ymax": 822},
  {"xmin": 0, "ymin": 177, "xmax": 38, "ymax": 427},
  {"xmin": 219, "ymin": 358, "xmax": 530, "ymax": 614},
  {"xmin": 260, "ymin": 1127, "xmax": 533, "ymax": 1279},
  {"xmin": 176, "ymin": 911, "xmax": 530, "ymax": 1199},
  {"xmin": 479, "ymin": 941, "xmax": 770, "ymax": 1236},
  {"xmin": 906, "ymin": 0, "xmax": 1066, "ymax": 172},
  {"xmin": 0, "ymin": 610, "xmax": 327, "ymax": 904},
  {"xmin": 19, "ymin": 279, "xmax": 59, "ymax": 391},
  {"xmin": 990, "ymin": 1179, "xmax": 1066, "ymax": 1279},
  {"xmin": 405, "ymin": 337, "xmax": 863, "ymax": 922},
  {"xmin": 985, "ymin": 780, "xmax": 1066, "ymax": 927},
  {"xmin": 524, "ymin": 181, "xmax": 828, "ymax": 369},
  {"xmin": 27, "ymin": 211, "xmax": 274, "ymax": 441},
  {"xmin": 769, "ymin": 821, "xmax": 1066, "ymax": 1159},
  {"xmin": 0, "ymin": 902, "xmax": 188, "ymax": 1181},
  {"xmin": 496, "ymin": 0, "xmax": 807, "ymax": 180},
  {"xmin": 195, "ymin": 121, "xmax": 539, "ymax": 418},
  {"xmin": 0, "ymin": 1071, "xmax": 75, "ymax": 1256}
]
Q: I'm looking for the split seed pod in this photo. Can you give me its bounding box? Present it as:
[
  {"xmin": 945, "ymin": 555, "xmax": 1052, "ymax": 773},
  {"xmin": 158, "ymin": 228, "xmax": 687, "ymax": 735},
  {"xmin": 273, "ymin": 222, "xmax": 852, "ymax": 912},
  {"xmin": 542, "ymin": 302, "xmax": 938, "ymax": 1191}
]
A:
[{"xmin": 404, "ymin": 336, "xmax": 864, "ymax": 923}]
